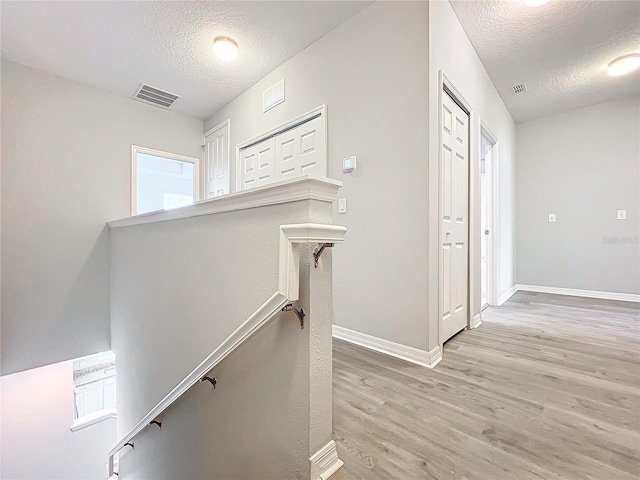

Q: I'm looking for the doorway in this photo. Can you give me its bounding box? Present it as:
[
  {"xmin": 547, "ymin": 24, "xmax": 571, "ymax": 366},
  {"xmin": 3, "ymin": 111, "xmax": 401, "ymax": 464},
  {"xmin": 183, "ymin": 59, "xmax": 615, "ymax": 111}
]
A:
[{"xmin": 480, "ymin": 126, "xmax": 497, "ymax": 309}]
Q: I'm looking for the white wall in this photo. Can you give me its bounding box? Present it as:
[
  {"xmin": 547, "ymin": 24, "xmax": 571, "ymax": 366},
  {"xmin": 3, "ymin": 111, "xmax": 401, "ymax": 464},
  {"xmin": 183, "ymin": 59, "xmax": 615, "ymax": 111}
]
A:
[
  {"xmin": 1, "ymin": 60, "xmax": 204, "ymax": 375},
  {"xmin": 205, "ymin": 1, "xmax": 432, "ymax": 352},
  {"xmin": 517, "ymin": 98, "xmax": 640, "ymax": 294},
  {"xmin": 1, "ymin": 360, "xmax": 116, "ymax": 480},
  {"xmin": 110, "ymin": 195, "xmax": 335, "ymax": 479},
  {"xmin": 427, "ymin": 1, "xmax": 517, "ymax": 346}
]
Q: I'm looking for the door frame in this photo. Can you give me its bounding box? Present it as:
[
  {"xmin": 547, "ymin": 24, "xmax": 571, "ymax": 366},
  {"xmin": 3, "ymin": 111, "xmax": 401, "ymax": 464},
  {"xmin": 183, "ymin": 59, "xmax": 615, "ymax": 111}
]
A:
[
  {"xmin": 479, "ymin": 121, "xmax": 499, "ymax": 308},
  {"xmin": 438, "ymin": 72, "xmax": 474, "ymax": 345}
]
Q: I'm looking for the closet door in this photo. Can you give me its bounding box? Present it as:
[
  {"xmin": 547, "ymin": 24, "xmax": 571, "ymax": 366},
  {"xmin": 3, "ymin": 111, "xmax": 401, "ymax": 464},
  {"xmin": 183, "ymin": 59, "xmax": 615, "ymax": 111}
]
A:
[
  {"xmin": 274, "ymin": 115, "xmax": 325, "ymax": 181},
  {"xmin": 239, "ymin": 137, "xmax": 276, "ymax": 190}
]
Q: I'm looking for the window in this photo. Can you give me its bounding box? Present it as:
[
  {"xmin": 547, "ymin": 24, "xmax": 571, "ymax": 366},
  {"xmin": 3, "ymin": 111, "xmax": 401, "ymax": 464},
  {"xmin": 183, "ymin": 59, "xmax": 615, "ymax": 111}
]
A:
[
  {"xmin": 132, "ymin": 146, "xmax": 200, "ymax": 215},
  {"xmin": 70, "ymin": 350, "xmax": 117, "ymax": 431}
]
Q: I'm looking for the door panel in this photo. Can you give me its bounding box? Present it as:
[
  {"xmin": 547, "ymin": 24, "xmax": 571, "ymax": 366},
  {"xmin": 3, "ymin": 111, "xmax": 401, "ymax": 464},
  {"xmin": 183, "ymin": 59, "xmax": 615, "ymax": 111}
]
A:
[
  {"xmin": 204, "ymin": 122, "xmax": 229, "ymax": 198},
  {"xmin": 441, "ymin": 91, "xmax": 469, "ymax": 343},
  {"xmin": 275, "ymin": 116, "xmax": 324, "ymax": 181},
  {"xmin": 240, "ymin": 138, "xmax": 276, "ymax": 190}
]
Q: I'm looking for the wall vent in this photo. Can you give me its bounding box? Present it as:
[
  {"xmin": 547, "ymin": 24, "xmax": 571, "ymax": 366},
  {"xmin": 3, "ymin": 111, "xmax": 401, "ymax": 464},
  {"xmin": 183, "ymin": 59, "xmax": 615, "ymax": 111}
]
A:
[
  {"xmin": 512, "ymin": 83, "xmax": 527, "ymax": 94},
  {"xmin": 133, "ymin": 84, "xmax": 180, "ymax": 109}
]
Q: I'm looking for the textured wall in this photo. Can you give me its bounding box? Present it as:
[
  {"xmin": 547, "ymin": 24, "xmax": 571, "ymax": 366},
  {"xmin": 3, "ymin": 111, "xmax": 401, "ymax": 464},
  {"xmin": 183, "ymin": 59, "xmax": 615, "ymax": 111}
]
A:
[
  {"xmin": 1, "ymin": 360, "xmax": 116, "ymax": 480},
  {"xmin": 428, "ymin": 1, "xmax": 517, "ymax": 345},
  {"xmin": 111, "ymin": 199, "xmax": 334, "ymax": 479},
  {"xmin": 0, "ymin": 60, "xmax": 203, "ymax": 375},
  {"xmin": 517, "ymin": 98, "xmax": 640, "ymax": 294},
  {"xmin": 205, "ymin": 1, "xmax": 432, "ymax": 352}
]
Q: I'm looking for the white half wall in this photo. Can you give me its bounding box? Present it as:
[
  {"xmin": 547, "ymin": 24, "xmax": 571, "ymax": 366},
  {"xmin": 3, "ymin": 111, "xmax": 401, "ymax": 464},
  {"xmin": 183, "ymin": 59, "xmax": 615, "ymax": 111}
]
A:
[
  {"xmin": 1, "ymin": 60, "xmax": 204, "ymax": 375},
  {"xmin": 204, "ymin": 2, "xmax": 432, "ymax": 352},
  {"xmin": 517, "ymin": 98, "xmax": 640, "ymax": 295},
  {"xmin": 0, "ymin": 360, "xmax": 116, "ymax": 480},
  {"xmin": 427, "ymin": 1, "xmax": 517, "ymax": 348}
]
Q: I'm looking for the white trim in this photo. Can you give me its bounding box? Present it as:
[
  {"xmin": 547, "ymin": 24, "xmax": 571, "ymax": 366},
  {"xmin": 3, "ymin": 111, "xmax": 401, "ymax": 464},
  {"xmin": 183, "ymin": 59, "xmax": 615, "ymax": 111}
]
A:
[
  {"xmin": 279, "ymin": 224, "xmax": 347, "ymax": 301},
  {"xmin": 70, "ymin": 408, "xmax": 116, "ymax": 432},
  {"xmin": 108, "ymin": 221, "xmax": 347, "ymax": 475},
  {"xmin": 131, "ymin": 145, "xmax": 201, "ymax": 216},
  {"xmin": 235, "ymin": 105, "xmax": 327, "ymax": 193},
  {"xmin": 498, "ymin": 285, "xmax": 518, "ymax": 305},
  {"xmin": 309, "ymin": 440, "xmax": 344, "ymax": 480},
  {"xmin": 109, "ymin": 175, "xmax": 342, "ymax": 229},
  {"xmin": 516, "ymin": 284, "xmax": 640, "ymax": 303},
  {"xmin": 203, "ymin": 118, "xmax": 230, "ymax": 138},
  {"xmin": 471, "ymin": 313, "xmax": 482, "ymax": 329},
  {"xmin": 333, "ymin": 326, "xmax": 442, "ymax": 369}
]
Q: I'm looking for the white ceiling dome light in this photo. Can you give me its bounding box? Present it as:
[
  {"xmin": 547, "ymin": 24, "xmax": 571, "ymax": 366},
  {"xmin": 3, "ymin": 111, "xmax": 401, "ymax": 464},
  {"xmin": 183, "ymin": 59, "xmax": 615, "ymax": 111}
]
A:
[
  {"xmin": 608, "ymin": 53, "xmax": 640, "ymax": 76},
  {"xmin": 524, "ymin": 0, "xmax": 551, "ymax": 7},
  {"xmin": 213, "ymin": 36, "xmax": 238, "ymax": 61}
]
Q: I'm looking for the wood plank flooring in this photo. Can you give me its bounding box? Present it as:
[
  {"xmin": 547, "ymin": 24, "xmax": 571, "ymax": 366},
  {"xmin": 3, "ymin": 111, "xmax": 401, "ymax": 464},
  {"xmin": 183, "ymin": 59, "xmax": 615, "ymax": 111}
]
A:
[{"xmin": 331, "ymin": 292, "xmax": 640, "ymax": 479}]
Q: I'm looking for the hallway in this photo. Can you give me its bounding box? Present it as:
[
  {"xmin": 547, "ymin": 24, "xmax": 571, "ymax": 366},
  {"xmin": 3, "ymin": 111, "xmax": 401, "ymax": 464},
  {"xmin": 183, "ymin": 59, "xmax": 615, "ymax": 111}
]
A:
[{"xmin": 332, "ymin": 292, "xmax": 640, "ymax": 479}]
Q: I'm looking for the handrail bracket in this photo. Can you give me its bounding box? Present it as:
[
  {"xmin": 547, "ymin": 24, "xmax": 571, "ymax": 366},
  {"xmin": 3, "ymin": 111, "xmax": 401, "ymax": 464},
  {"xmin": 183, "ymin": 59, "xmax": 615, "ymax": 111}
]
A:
[
  {"xmin": 313, "ymin": 243, "xmax": 334, "ymax": 268},
  {"xmin": 201, "ymin": 376, "xmax": 217, "ymax": 389},
  {"xmin": 282, "ymin": 303, "xmax": 305, "ymax": 329}
]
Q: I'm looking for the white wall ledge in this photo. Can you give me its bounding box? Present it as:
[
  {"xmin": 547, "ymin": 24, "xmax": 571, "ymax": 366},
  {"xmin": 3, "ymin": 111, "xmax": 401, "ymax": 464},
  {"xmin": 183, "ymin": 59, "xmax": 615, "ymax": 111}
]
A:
[
  {"xmin": 108, "ymin": 175, "xmax": 342, "ymax": 229},
  {"xmin": 70, "ymin": 408, "xmax": 116, "ymax": 432}
]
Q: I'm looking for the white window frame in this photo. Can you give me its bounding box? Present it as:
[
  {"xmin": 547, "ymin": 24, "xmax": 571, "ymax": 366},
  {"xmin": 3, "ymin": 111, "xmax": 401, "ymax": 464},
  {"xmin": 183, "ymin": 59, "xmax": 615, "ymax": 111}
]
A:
[{"xmin": 131, "ymin": 145, "xmax": 201, "ymax": 216}]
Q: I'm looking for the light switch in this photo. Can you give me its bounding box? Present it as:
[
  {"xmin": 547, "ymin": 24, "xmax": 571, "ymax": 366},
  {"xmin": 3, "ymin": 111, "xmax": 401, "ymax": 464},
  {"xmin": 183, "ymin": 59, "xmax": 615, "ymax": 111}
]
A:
[
  {"xmin": 338, "ymin": 198, "xmax": 347, "ymax": 214},
  {"xmin": 617, "ymin": 209, "xmax": 627, "ymax": 220},
  {"xmin": 548, "ymin": 213, "xmax": 556, "ymax": 223}
]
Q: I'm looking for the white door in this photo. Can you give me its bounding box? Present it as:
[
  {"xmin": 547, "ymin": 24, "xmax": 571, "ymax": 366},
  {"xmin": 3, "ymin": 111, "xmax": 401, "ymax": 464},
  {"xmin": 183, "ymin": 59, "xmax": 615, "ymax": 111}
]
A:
[
  {"xmin": 440, "ymin": 90, "xmax": 469, "ymax": 343},
  {"xmin": 204, "ymin": 121, "xmax": 230, "ymax": 198},
  {"xmin": 240, "ymin": 138, "xmax": 276, "ymax": 190},
  {"xmin": 274, "ymin": 115, "xmax": 325, "ymax": 181}
]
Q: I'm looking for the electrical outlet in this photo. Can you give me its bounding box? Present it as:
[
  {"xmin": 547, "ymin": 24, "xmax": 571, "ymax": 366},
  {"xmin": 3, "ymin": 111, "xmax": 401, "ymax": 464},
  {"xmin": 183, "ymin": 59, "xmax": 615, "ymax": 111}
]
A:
[
  {"xmin": 548, "ymin": 213, "xmax": 556, "ymax": 223},
  {"xmin": 617, "ymin": 209, "xmax": 627, "ymax": 220}
]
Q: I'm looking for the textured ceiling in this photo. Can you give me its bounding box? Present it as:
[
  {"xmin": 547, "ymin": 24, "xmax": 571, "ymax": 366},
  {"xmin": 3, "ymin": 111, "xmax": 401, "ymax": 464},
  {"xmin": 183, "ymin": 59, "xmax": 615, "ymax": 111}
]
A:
[
  {"xmin": 1, "ymin": 1, "xmax": 371, "ymax": 119},
  {"xmin": 450, "ymin": 0, "xmax": 640, "ymax": 123}
]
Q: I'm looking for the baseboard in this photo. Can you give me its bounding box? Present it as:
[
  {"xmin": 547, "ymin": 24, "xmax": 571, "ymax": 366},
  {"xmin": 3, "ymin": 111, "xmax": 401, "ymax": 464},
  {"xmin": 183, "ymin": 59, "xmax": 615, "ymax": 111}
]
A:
[
  {"xmin": 332, "ymin": 326, "xmax": 442, "ymax": 368},
  {"xmin": 498, "ymin": 285, "xmax": 518, "ymax": 305},
  {"xmin": 309, "ymin": 440, "xmax": 343, "ymax": 480},
  {"xmin": 516, "ymin": 284, "xmax": 640, "ymax": 303},
  {"xmin": 471, "ymin": 313, "xmax": 482, "ymax": 329}
]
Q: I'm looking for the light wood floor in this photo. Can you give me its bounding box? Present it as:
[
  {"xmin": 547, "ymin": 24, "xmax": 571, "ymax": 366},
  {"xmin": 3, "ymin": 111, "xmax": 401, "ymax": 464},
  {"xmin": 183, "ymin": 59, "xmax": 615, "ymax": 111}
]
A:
[{"xmin": 331, "ymin": 292, "xmax": 640, "ymax": 479}]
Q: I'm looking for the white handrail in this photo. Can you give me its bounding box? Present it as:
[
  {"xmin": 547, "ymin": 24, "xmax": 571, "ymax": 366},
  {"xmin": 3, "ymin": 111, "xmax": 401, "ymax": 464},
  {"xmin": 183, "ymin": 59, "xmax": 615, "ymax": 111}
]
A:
[{"xmin": 108, "ymin": 223, "xmax": 347, "ymax": 475}]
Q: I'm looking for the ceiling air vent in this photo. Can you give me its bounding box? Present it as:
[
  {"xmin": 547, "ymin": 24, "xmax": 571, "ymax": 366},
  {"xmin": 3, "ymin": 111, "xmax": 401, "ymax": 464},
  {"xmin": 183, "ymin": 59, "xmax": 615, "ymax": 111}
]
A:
[
  {"xmin": 512, "ymin": 83, "xmax": 528, "ymax": 94},
  {"xmin": 133, "ymin": 84, "xmax": 180, "ymax": 109}
]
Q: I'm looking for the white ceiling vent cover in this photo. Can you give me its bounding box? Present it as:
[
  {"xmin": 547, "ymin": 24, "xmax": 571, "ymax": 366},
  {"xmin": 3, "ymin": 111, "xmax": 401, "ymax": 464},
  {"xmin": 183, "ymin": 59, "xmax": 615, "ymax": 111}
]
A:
[
  {"xmin": 133, "ymin": 84, "xmax": 180, "ymax": 109},
  {"xmin": 512, "ymin": 83, "xmax": 528, "ymax": 94}
]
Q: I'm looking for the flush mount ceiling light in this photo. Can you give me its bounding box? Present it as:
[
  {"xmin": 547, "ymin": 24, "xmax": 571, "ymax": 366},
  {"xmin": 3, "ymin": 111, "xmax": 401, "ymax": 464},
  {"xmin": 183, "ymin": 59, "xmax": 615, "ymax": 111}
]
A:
[
  {"xmin": 608, "ymin": 53, "xmax": 640, "ymax": 76},
  {"xmin": 524, "ymin": 0, "xmax": 550, "ymax": 7},
  {"xmin": 213, "ymin": 36, "xmax": 238, "ymax": 61}
]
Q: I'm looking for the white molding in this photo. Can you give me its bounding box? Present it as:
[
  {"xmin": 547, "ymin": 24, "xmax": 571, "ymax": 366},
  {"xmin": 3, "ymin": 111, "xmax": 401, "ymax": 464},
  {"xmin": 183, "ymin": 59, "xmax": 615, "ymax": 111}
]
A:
[
  {"xmin": 471, "ymin": 313, "xmax": 482, "ymax": 329},
  {"xmin": 279, "ymin": 224, "xmax": 347, "ymax": 301},
  {"xmin": 108, "ymin": 175, "xmax": 342, "ymax": 229},
  {"xmin": 498, "ymin": 284, "xmax": 518, "ymax": 305},
  {"xmin": 517, "ymin": 284, "xmax": 640, "ymax": 303},
  {"xmin": 309, "ymin": 440, "xmax": 344, "ymax": 480},
  {"xmin": 333, "ymin": 326, "xmax": 442, "ymax": 369},
  {"xmin": 108, "ymin": 221, "xmax": 347, "ymax": 475},
  {"xmin": 70, "ymin": 408, "xmax": 116, "ymax": 432}
]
